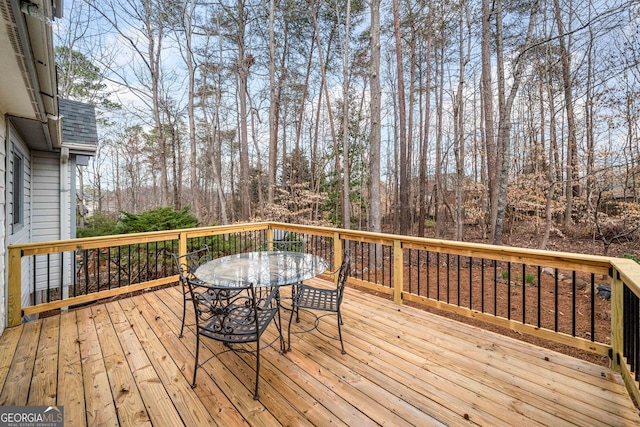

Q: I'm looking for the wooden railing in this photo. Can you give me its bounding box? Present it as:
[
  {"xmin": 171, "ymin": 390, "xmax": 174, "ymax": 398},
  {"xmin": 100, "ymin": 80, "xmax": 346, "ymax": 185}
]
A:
[{"xmin": 7, "ymin": 221, "xmax": 640, "ymax": 401}]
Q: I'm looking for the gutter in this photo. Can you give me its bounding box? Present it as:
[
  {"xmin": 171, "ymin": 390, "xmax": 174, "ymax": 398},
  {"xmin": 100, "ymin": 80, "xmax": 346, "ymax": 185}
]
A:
[{"xmin": 10, "ymin": 0, "xmax": 60, "ymax": 150}]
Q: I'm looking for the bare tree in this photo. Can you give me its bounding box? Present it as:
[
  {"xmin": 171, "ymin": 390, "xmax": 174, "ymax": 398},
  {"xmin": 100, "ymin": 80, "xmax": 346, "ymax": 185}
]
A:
[
  {"xmin": 341, "ymin": 0, "xmax": 352, "ymax": 229},
  {"xmin": 553, "ymin": 0, "xmax": 579, "ymax": 227},
  {"xmin": 369, "ymin": 0, "xmax": 381, "ymax": 235},
  {"xmin": 392, "ymin": 0, "xmax": 410, "ymax": 235}
]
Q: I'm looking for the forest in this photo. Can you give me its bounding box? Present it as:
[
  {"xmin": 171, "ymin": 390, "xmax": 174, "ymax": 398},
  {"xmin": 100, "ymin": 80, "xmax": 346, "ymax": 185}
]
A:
[{"xmin": 55, "ymin": 0, "xmax": 640, "ymax": 254}]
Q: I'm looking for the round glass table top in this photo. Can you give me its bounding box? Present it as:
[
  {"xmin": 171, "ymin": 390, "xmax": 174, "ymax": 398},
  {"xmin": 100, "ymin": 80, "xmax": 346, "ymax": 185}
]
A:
[{"xmin": 195, "ymin": 251, "xmax": 329, "ymax": 288}]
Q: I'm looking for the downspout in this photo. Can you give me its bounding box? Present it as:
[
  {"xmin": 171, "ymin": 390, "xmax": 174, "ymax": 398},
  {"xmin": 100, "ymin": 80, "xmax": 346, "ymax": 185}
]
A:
[{"xmin": 60, "ymin": 147, "xmax": 70, "ymax": 302}]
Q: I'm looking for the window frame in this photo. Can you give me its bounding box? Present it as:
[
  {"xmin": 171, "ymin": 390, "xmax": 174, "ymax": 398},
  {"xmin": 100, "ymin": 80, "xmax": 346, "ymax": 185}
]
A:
[{"xmin": 12, "ymin": 148, "xmax": 24, "ymax": 229}]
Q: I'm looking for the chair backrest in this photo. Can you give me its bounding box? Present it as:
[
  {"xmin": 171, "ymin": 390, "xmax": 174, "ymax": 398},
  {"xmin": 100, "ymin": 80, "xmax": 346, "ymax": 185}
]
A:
[
  {"xmin": 187, "ymin": 280, "xmax": 262, "ymax": 340},
  {"xmin": 266, "ymin": 239, "xmax": 305, "ymax": 252},
  {"xmin": 265, "ymin": 231, "xmax": 304, "ymax": 252},
  {"xmin": 172, "ymin": 245, "xmax": 212, "ymax": 283},
  {"xmin": 336, "ymin": 251, "xmax": 351, "ymax": 303}
]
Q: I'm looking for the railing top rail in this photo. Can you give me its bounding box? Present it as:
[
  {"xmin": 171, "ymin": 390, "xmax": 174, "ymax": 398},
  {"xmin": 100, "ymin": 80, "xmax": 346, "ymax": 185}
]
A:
[
  {"xmin": 10, "ymin": 220, "xmax": 614, "ymax": 274},
  {"xmin": 610, "ymin": 258, "xmax": 640, "ymax": 298},
  {"xmin": 269, "ymin": 221, "xmax": 612, "ymax": 274},
  {"xmin": 9, "ymin": 222, "xmax": 272, "ymax": 256}
]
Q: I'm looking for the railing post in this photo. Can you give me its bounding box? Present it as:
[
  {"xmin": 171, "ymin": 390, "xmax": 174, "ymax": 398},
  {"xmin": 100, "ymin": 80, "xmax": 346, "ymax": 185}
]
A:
[
  {"xmin": 178, "ymin": 232, "xmax": 188, "ymax": 257},
  {"xmin": 266, "ymin": 228, "xmax": 274, "ymax": 251},
  {"xmin": 333, "ymin": 232, "xmax": 342, "ymax": 284},
  {"xmin": 611, "ymin": 267, "xmax": 624, "ymax": 372},
  {"xmin": 8, "ymin": 247, "xmax": 22, "ymax": 327},
  {"xmin": 393, "ymin": 239, "xmax": 403, "ymax": 305}
]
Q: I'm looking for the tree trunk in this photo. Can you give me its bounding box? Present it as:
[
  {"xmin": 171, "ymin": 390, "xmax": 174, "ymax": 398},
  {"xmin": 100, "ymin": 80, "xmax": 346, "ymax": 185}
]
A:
[
  {"xmin": 481, "ymin": 0, "xmax": 497, "ymax": 239},
  {"xmin": 454, "ymin": 1, "xmax": 467, "ymax": 241},
  {"xmin": 392, "ymin": 0, "xmax": 410, "ymax": 235},
  {"xmin": 418, "ymin": 6, "xmax": 433, "ymax": 238},
  {"xmin": 492, "ymin": 0, "xmax": 539, "ymax": 244},
  {"xmin": 268, "ymin": 0, "xmax": 277, "ymax": 204},
  {"xmin": 310, "ymin": 0, "xmax": 342, "ymax": 225},
  {"xmin": 182, "ymin": 0, "xmax": 200, "ymax": 218},
  {"xmin": 237, "ymin": 0, "xmax": 251, "ymax": 220},
  {"xmin": 434, "ymin": 40, "xmax": 444, "ymax": 239},
  {"xmin": 341, "ymin": 0, "xmax": 352, "ymax": 229},
  {"xmin": 553, "ymin": 0, "xmax": 578, "ymax": 227}
]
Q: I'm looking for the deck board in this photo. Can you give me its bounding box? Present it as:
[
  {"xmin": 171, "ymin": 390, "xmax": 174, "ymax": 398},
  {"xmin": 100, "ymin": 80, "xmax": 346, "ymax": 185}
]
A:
[
  {"xmin": 27, "ymin": 315, "xmax": 59, "ymax": 407},
  {"xmin": 0, "ymin": 281, "xmax": 638, "ymax": 426},
  {"xmin": 57, "ymin": 311, "xmax": 86, "ymax": 427},
  {"xmin": 0, "ymin": 320, "xmax": 41, "ymax": 406}
]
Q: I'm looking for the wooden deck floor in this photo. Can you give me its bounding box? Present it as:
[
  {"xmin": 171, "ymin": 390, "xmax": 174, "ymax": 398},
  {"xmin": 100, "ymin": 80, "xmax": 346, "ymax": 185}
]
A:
[{"xmin": 0, "ymin": 279, "xmax": 638, "ymax": 426}]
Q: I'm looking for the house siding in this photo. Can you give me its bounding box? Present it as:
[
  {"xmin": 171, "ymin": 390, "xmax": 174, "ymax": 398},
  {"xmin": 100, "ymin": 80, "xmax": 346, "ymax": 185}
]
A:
[
  {"xmin": 6, "ymin": 127, "xmax": 32, "ymax": 316},
  {"xmin": 0, "ymin": 114, "xmax": 6, "ymax": 333},
  {"xmin": 32, "ymin": 152, "xmax": 69, "ymax": 299}
]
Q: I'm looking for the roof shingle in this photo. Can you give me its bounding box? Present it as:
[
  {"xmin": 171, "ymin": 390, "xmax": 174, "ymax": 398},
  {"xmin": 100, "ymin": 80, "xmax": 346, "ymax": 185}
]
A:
[{"xmin": 59, "ymin": 98, "xmax": 98, "ymax": 147}]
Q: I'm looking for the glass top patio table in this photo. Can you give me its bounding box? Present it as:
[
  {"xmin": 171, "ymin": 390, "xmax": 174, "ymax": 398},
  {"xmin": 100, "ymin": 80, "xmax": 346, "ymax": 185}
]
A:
[{"xmin": 194, "ymin": 251, "xmax": 329, "ymax": 288}]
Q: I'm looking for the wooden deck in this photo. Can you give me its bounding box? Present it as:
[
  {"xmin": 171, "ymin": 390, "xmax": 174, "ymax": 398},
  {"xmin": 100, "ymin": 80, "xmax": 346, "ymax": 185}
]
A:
[{"xmin": 1, "ymin": 279, "xmax": 638, "ymax": 426}]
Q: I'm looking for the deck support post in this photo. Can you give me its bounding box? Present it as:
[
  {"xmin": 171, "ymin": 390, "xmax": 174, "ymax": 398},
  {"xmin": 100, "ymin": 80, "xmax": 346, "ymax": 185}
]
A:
[{"xmin": 393, "ymin": 240, "xmax": 403, "ymax": 305}]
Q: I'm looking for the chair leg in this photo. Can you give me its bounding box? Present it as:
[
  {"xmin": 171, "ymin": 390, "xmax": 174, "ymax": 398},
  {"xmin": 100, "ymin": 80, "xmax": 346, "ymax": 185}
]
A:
[
  {"xmin": 179, "ymin": 293, "xmax": 187, "ymax": 338},
  {"xmin": 337, "ymin": 310, "xmax": 346, "ymax": 354},
  {"xmin": 293, "ymin": 285, "xmax": 301, "ymax": 323},
  {"xmin": 254, "ymin": 342, "xmax": 261, "ymax": 399},
  {"xmin": 275, "ymin": 293, "xmax": 285, "ymax": 354},
  {"xmin": 192, "ymin": 333, "xmax": 200, "ymax": 388},
  {"xmin": 287, "ymin": 297, "xmax": 296, "ymax": 352}
]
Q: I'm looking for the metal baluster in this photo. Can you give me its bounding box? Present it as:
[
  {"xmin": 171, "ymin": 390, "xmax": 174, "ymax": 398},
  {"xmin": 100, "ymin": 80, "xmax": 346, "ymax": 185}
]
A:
[
  {"xmin": 537, "ymin": 266, "xmax": 541, "ymax": 328},
  {"xmin": 446, "ymin": 254, "xmax": 450, "ymax": 304},
  {"xmin": 426, "ymin": 251, "xmax": 430, "ymax": 299},
  {"xmin": 47, "ymin": 253, "xmax": 51, "ymax": 303},
  {"xmin": 507, "ymin": 262, "xmax": 512, "ymax": 320},
  {"xmin": 118, "ymin": 246, "xmax": 122, "ymax": 288},
  {"xmin": 96, "ymin": 248, "xmax": 100, "ymax": 291},
  {"xmin": 73, "ymin": 250, "xmax": 77, "ymax": 297},
  {"xmin": 437, "ymin": 253, "xmax": 441, "ymax": 301},
  {"xmin": 108, "ymin": 248, "xmax": 112, "ymax": 290},
  {"xmin": 493, "ymin": 260, "xmax": 497, "ymax": 316},
  {"xmin": 416, "ymin": 251, "xmax": 421, "ymax": 295},
  {"xmin": 84, "ymin": 250, "xmax": 89, "ymax": 295},
  {"xmin": 58, "ymin": 252, "xmax": 63, "ymax": 303},
  {"xmin": 137, "ymin": 243, "xmax": 141, "ymax": 284},
  {"xmin": 590, "ymin": 273, "xmax": 595, "ymax": 341},
  {"xmin": 481, "ymin": 258, "xmax": 485, "ymax": 313},
  {"xmin": 522, "ymin": 264, "xmax": 526, "ymax": 324},
  {"xmin": 32, "ymin": 255, "xmax": 37, "ymax": 305},
  {"xmin": 572, "ymin": 271, "xmax": 577, "ymax": 337},
  {"xmin": 469, "ymin": 257, "xmax": 473, "ymax": 310},
  {"xmin": 456, "ymin": 255, "xmax": 460, "ymax": 306},
  {"xmin": 554, "ymin": 269, "xmax": 559, "ymax": 332},
  {"xmin": 408, "ymin": 249, "xmax": 413, "ymax": 294}
]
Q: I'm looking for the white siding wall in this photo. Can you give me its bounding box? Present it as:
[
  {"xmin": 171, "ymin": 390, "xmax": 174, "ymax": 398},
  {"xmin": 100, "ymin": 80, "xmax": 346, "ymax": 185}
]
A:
[
  {"xmin": 32, "ymin": 152, "xmax": 69, "ymax": 299},
  {"xmin": 0, "ymin": 114, "xmax": 6, "ymax": 333},
  {"xmin": 6, "ymin": 128, "xmax": 32, "ymax": 316}
]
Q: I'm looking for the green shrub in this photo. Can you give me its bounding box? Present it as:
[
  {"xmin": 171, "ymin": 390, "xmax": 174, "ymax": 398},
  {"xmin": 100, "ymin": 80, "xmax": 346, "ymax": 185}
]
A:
[
  {"xmin": 76, "ymin": 214, "xmax": 119, "ymax": 238},
  {"xmin": 115, "ymin": 206, "xmax": 199, "ymax": 234}
]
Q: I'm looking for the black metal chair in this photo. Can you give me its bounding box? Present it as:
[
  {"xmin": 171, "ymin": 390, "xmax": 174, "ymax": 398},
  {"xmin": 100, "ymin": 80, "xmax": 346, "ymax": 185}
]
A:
[
  {"xmin": 187, "ymin": 279, "xmax": 283, "ymax": 399},
  {"xmin": 172, "ymin": 246, "xmax": 213, "ymax": 338},
  {"xmin": 288, "ymin": 251, "xmax": 351, "ymax": 354}
]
